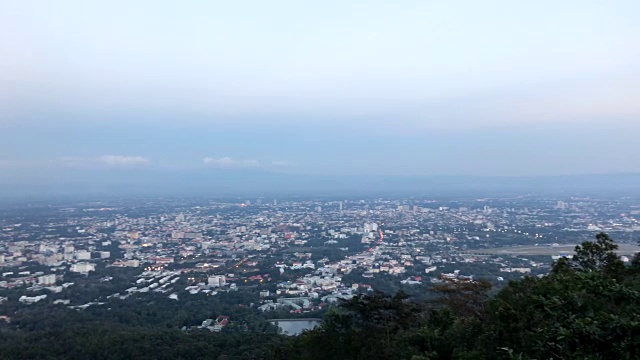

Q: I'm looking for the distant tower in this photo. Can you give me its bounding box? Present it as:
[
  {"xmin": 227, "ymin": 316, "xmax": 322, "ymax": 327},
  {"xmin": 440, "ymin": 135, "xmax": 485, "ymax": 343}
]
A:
[{"xmin": 339, "ymin": 201, "xmax": 343, "ymax": 212}]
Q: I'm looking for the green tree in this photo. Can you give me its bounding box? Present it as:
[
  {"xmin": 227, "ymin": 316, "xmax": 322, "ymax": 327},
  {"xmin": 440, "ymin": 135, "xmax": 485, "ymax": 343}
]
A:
[{"xmin": 487, "ymin": 233, "xmax": 640, "ymax": 359}]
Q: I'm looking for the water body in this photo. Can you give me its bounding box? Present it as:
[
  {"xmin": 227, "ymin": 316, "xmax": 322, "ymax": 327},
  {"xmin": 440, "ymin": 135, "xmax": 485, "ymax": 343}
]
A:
[{"xmin": 269, "ymin": 319, "xmax": 322, "ymax": 336}]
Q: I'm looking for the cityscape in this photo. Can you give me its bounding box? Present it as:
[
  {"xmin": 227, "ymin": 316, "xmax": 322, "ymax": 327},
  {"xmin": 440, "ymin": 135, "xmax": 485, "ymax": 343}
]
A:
[
  {"xmin": 1, "ymin": 195, "xmax": 638, "ymax": 335},
  {"xmin": 2, "ymin": 0, "xmax": 639, "ymax": 358}
]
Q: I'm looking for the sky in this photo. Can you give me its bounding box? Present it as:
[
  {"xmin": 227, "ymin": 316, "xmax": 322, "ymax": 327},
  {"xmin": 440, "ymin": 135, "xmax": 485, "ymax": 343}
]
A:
[{"xmin": 1, "ymin": 1, "xmax": 640, "ymax": 195}]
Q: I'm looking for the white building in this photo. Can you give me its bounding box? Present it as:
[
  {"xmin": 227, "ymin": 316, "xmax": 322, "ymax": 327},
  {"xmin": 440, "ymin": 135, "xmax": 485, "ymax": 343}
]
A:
[
  {"xmin": 208, "ymin": 275, "xmax": 226, "ymax": 287},
  {"xmin": 38, "ymin": 274, "xmax": 57, "ymax": 286},
  {"xmin": 71, "ymin": 262, "xmax": 96, "ymax": 273},
  {"xmin": 75, "ymin": 250, "xmax": 91, "ymax": 261},
  {"xmin": 100, "ymin": 251, "xmax": 111, "ymax": 259},
  {"xmin": 363, "ymin": 222, "xmax": 378, "ymax": 233},
  {"xmin": 19, "ymin": 295, "xmax": 47, "ymax": 304},
  {"xmin": 500, "ymin": 267, "xmax": 531, "ymax": 273},
  {"xmin": 64, "ymin": 243, "xmax": 74, "ymax": 254},
  {"xmin": 123, "ymin": 259, "xmax": 140, "ymax": 267}
]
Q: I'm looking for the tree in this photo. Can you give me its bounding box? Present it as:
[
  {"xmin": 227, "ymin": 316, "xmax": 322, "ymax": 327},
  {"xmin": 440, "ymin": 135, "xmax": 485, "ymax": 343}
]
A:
[
  {"xmin": 569, "ymin": 232, "xmax": 626, "ymax": 279},
  {"xmin": 294, "ymin": 291, "xmax": 426, "ymax": 360},
  {"xmin": 487, "ymin": 233, "xmax": 640, "ymax": 359},
  {"xmin": 432, "ymin": 278, "xmax": 492, "ymax": 318}
]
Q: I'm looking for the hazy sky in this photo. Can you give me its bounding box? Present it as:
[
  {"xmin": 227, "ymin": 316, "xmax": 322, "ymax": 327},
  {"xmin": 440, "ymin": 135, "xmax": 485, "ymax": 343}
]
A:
[{"xmin": 1, "ymin": 0, "xmax": 640, "ymax": 190}]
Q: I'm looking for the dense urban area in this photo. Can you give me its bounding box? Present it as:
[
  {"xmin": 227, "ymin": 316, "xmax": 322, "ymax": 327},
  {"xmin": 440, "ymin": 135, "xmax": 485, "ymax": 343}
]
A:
[{"xmin": 1, "ymin": 195, "xmax": 639, "ymax": 359}]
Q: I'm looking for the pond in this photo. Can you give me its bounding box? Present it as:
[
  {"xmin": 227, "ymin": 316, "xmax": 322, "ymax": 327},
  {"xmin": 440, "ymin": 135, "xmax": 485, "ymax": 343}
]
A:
[{"xmin": 269, "ymin": 319, "xmax": 322, "ymax": 336}]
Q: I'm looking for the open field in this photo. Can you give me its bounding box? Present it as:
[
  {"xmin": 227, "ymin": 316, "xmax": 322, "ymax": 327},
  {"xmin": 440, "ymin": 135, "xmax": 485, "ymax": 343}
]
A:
[{"xmin": 465, "ymin": 243, "xmax": 640, "ymax": 256}]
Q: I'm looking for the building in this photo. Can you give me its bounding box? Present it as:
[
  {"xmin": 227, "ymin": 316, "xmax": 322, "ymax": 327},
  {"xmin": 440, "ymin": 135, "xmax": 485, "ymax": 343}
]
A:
[
  {"xmin": 38, "ymin": 274, "xmax": 57, "ymax": 286},
  {"xmin": 208, "ymin": 275, "xmax": 226, "ymax": 287},
  {"xmin": 152, "ymin": 257, "xmax": 174, "ymax": 265},
  {"xmin": 213, "ymin": 316, "xmax": 229, "ymax": 332},
  {"xmin": 75, "ymin": 250, "xmax": 91, "ymax": 261},
  {"xmin": 363, "ymin": 222, "xmax": 378, "ymax": 233},
  {"xmin": 19, "ymin": 295, "xmax": 47, "ymax": 304},
  {"xmin": 71, "ymin": 262, "xmax": 96, "ymax": 273},
  {"xmin": 64, "ymin": 243, "xmax": 74, "ymax": 254},
  {"xmin": 112, "ymin": 259, "xmax": 140, "ymax": 267},
  {"xmin": 126, "ymin": 259, "xmax": 140, "ymax": 267}
]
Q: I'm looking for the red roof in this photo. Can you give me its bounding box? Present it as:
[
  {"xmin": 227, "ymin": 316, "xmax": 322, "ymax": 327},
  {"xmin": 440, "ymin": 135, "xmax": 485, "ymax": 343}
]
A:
[{"xmin": 216, "ymin": 316, "xmax": 229, "ymax": 326}]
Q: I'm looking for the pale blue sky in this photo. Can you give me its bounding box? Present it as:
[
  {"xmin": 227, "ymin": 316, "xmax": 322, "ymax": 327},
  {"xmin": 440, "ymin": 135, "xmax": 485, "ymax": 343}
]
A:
[{"xmin": 1, "ymin": 0, "xmax": 640, "ymax": 193}]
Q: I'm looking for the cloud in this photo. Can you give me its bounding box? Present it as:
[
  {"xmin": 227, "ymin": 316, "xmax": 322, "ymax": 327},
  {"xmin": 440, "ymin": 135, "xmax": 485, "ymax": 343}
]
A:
[
  {"xmin": 98, "ymin": 155, "xmax": 150, "ymax": 166},
  {"xmin": 203, "ymin": 157, "xmax": 238, "ymax": 167},
  {"xmin": 57, "ymin": 155, "xmax": 150, "ymax": 168},
  {"xmin": 202, "ymin": 157, "xmax": 290, "ymax": 168}
]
